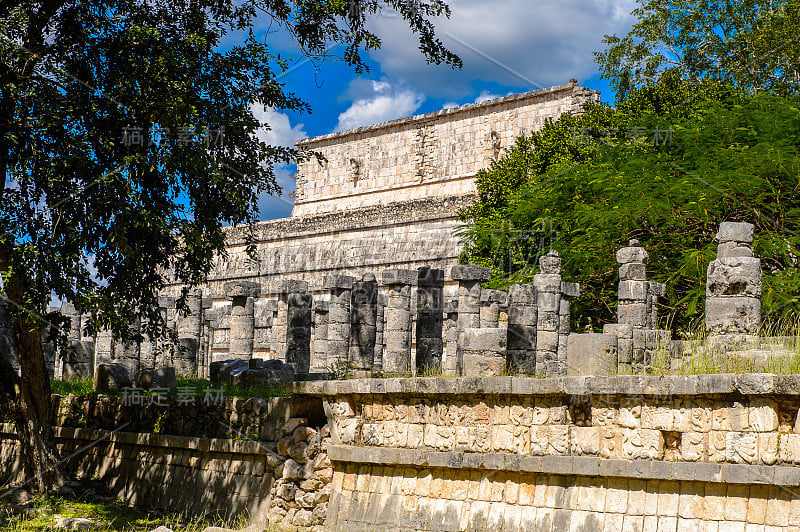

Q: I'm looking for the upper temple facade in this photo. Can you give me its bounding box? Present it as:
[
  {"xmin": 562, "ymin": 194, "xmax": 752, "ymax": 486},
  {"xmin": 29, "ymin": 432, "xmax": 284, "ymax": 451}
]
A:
[
  {"xmin": 292, "ymin": 81, "xmax": 599, "ymax": 217},
  {"xmin": 162, "ymin": 81, "xmax": 600, "ymax": 299}
]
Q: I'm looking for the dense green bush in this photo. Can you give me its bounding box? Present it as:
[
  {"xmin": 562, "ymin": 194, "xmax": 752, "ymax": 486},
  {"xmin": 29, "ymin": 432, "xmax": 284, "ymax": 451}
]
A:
[{"xmin": 460, "ymin": 80, "xmax": 800, "ymax": 332}]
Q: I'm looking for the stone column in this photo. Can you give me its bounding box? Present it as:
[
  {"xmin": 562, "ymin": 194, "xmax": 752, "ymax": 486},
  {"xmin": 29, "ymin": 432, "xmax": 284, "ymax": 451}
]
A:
[
  {"xmin": 460, "ymin": 328, "xmax": 507, "ymax": 376},
  {"xmin": 350, "ymin": 273, "xmax": 378, "ymax": 372},
  {"xmin": 272, "ymin": 279, "xmax": 308, "ymax": 363},
  {"xmin": 507, "ymin": 284, "xmax": 537, "ymax": 375},
  {"xmin": 452, "ymin": 264, "xmax": 491, "ymax": 376},
  {"xmin": 173, "ymin": 290, "xmax": 203, "ymax": 377},
  {"xmin": 705, "ymin": 221, "xmax": 762, "ymax": 336},
  {"xmin": 616, "ymin": 240, "xmax": 650, "ymax": 367},
  {"xmin": 381, "ymin": 269, "xmax": 417, "ymax": 373},
  {"xmin": 442, "ymin": 300, "xmax": 459, "ymax": 376},
  {"xmin": 534, "ymin": 251, "xmax": 562, "ymax": 376},
  {"xmin": 226, "ymin": 280, "xmax": 261, "ymax": 361},
  {"xmin": 60, "ymin": 302, "xmax": 94, "ymax": 380},
  {"xmin": 416, "ymin": 267, "xmax": 444, "ymax": 373},
  {"xmin": 113, "ymin": 319, "xmax": 141, "ymax": 375},
  {"xmin": 323, "ymin": 275, "xmax": 355, "ymax": 368},
  {"xmin": 616, "ymin": 240, "xmax": 650, "ymax": 328},
  {"xmin": 312, "ymin": 300, "xmax": 329, "ymax": 373},
  {"xmin": 156, "ymin": 295, "xmax": 175, "ymax": 368},
  {"xmin": 374, "ymin": 294, "xmax": 386, "ymax": 371},
  {"xmin": 479, "ymin": 289, "xmax": 506, "ymax": 328},
  {"xmin": 451, "ymin": 265, "xmax": 491, "ymax": 330},
  {"xmin": 287, "ymin": 291, "xmax": 312, "ymax": 373},
  {"xmin": 197, "ymin": 296, "xmax": 213, "ymax": 378},
  {"xmin": 559, "ymin": 281, "xmax": 580, "ymax": 374},
  {"xmin": 94, "ymin": 327, "xmax": 114, "ymax": 367}
]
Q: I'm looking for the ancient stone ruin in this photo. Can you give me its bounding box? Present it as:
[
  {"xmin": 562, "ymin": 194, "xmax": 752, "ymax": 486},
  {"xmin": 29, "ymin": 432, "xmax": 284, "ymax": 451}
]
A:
[
  {"xmin": 13, "ymin": 220, "xmax": 771, "ymax": 384},
  {"xmin": 706, "ymin": 221, "xmax": 763, "ymax": 337}
]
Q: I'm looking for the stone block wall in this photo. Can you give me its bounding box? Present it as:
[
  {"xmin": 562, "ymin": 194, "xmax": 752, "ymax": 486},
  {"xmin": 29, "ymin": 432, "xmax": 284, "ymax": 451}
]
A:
[
  {"xmin": 290, "ymin": 373, "xmax": 800, "ymax": 531},
  {"xmin": 0, "ymin": 395, "xmax": 331, "ymax": 528}
]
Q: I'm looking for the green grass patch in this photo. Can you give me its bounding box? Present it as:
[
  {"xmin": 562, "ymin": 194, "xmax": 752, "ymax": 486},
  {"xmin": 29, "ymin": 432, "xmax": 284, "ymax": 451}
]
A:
[
  {"xmin": 50, "ymin": 379, "xmax": 94, "ymax": 396},
  {"xmin": 0, "ymin": 488, "xmax": 268, "ymax": 531}
]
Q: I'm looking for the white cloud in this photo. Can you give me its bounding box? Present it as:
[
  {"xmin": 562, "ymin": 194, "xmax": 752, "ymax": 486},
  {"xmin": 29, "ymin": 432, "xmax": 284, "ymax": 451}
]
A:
[
  {"xmin": 442, "ymin": 102, "xmax": 459, "ymax": 109},
  {"xmin": 365, "ymin": 0, "xmax": 637, "ymax": 98},
  {"xmin": 249, "ymin": 105, "xmax": 307, "ymax": 220},
  {"xmin": 474, "ymin": 90, "xmax": 500, "ymax": 103},
  {"xmin": 335, "ymin": 81, "xmax": 424, "ymax": 132},
  {"xmin": 250, "ymin": 103, "xmax": 307, "ymax": 148}
]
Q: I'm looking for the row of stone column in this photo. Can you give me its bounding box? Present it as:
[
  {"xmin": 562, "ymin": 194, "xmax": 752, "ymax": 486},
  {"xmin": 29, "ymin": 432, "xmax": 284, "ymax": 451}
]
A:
[{"xmin": 452, "ymin": 253, "xmax": 579, "ymax": 378}]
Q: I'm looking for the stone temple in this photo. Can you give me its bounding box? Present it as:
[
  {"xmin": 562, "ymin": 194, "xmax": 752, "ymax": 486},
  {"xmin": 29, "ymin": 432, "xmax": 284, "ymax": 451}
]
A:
[
  {"xmin": 135, "ymin": 81, "xmax": 599, "ymax": 375},
  {"xmin": 10, "ymin": 81, "xmax": 608, "ymax": 379},
  {"xmin": 165, "ymin": 80, "xmax": 599, "ymax": 298}
]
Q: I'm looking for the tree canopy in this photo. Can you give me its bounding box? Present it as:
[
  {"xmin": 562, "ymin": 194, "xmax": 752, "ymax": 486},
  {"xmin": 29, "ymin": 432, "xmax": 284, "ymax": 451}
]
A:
[
  {"xmin": 460, "ymin": 78, "xmax": 800, "ymax": 331},
  {"xmin": 0, "ymin": 0, "xmax": 458, "ymax": 491},
  {"xmin": 595, "ymin": 0, "xmax": 800, "ymax": 100}
]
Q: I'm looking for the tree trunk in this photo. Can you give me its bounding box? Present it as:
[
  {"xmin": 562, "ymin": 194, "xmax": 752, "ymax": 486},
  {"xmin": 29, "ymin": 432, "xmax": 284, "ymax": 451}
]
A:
[{"xmin": 0, "ymin": 272, "xmax": 66, "ymax": 492}]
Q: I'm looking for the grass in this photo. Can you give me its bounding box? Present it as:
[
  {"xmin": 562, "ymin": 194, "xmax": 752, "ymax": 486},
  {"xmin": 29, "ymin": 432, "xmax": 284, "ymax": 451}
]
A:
[
  {"xmin": 644, "ymin": 313, "xmax": 800, "ymax": 376},
  {"xmin": 50, "ymin": 379, "xmax": 95, "ymax": 396},
  {"xmin": 50, "ymin": 378, "xmax": 289, "ymax": 400},
  {"xmin": 0, "ymin": 486, "xmax": 276, "ymax": 532}
]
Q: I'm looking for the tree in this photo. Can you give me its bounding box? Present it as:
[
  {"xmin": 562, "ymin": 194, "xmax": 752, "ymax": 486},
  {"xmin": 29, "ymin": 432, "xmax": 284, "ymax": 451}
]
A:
[
  {"xmin": 595, "ymin": 0, "xmax": 800, "ymax": 100},
  {"xmin": 462, "ymin": 85, "xmax": 800, "ymax": 331},
  {"xmin": 0, "ymin": 0, "xmax": 459, "ymax": 492}
]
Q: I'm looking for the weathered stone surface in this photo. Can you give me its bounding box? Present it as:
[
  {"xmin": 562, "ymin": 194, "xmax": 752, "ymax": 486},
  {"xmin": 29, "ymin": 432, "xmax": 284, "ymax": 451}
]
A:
[
  {"xmin": 508, "ymin": 283, "xmax": 536, "ymax": 306},
  {"xmin": 224, "ymin": 280, "xmax": 261, "ymax": 298},
  {"xmin": 566, "ymin": 333, "xmax": 618, "ymax": 376},
  {"xmin": 706, "ymin": 257, "xmax": 762, "ymax": 298},
  {"xmin": 93, "ymin": 363, "xmax": 133, "ymax": 393},
  {"xmin": 705, "ymin": 297, "xmax": 761, "ymax": 334},
  {"xmin": 450, "ymin": 264, "xmax": 491, "ymax": 282},
  {"xmin": 480, "ymin": 289, "xmax": 507, "ymax": 304},
  {"xmin": 560, "ymin": 282, "xmax": 580, "ymax": 298},
  {"xmin": 381, "ymin": 269, "xmax": 418, "ymax": 286},
  {"xmin": 619, "ymin": 262, "xmax": 647, "ymax": 281},
  {"xmin": 717, "ymin": 241, "xmax": 754, "ymax": 258},
  {"xmin": 618, "ymin": 280, "xmax": 649, "ymax": 301},
  {"xmin": 716, "ymin": 221, "xmax": 754, "ymax": 244},
  {"xmin": 272, "ymin": 279, "xmax": 308, "ymax": 294},
  {"xmin": 209, "ymin": 358, "xmax": 249, "ymax": 384},
  {"xmin": 616, "ymin": 246, "xmax": 649, "ymax": 265},
  {"xmin": 533, "ymin": 274, "xmax": 561, "ymax": 293},
  {"xmin": 135, "ymin": 368, "xmax": 177, "ymax": 390},
  {"xmin": 618, "ymin": 302, "xmax": 648, "ymax": 328},
  {"xmin": 322, "ymin": 274, "xmax": 355, "ymax": 290}
]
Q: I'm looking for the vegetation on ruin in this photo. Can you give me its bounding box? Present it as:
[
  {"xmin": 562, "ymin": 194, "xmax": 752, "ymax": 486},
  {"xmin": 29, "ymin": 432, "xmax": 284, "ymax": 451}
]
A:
[
  {"xmin": 459, "ymin": 78, "xmax": 800, "ymax": 333},
  {"xmin": 461, "ymin": 0, "xmax": 800, "ymax": 336},
  {"xmin": 0, "ymin": 0, "xmax": 459, "ymax": 492}
]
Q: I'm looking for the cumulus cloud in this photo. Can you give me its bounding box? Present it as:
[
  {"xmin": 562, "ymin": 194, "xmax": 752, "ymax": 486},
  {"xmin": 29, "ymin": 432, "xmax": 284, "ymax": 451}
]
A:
[
  {"xmin": 335, "ymin": 80, "xmax": 424, "ymax": 132},
  {"xmin": 474, "ymin": 90, "xmax": 501, "ymax": 103},
  {"xmin": 249, "ymin": 105, "xmax": 307, "ymax": 220},
  {"xmin": 365, "ymin": 0, "xmax": 637, "ymax": 98},
  {"xmin": 250, "ymin": 103, "xmax": 307, "ymax": 148}
]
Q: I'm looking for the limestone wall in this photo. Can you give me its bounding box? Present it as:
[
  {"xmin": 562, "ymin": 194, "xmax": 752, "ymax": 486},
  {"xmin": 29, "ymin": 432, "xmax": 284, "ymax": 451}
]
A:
[
  {"xmin": 293, "ymin": 82, "xmax": 600, "ymax": 216},
  {"xmin": 290, "ymin": 373, "xmax": 800, "ymax": 531},
  {"xmin": 0, "ymin": 395, "xmax": 332, "ymax": 528}
]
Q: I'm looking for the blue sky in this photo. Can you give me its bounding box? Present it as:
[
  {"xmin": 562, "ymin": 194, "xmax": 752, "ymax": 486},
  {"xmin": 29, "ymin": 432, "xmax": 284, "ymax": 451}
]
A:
[{"xmin": 253, "ymin": 0, "xmax": 638, "ymax": 221}]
